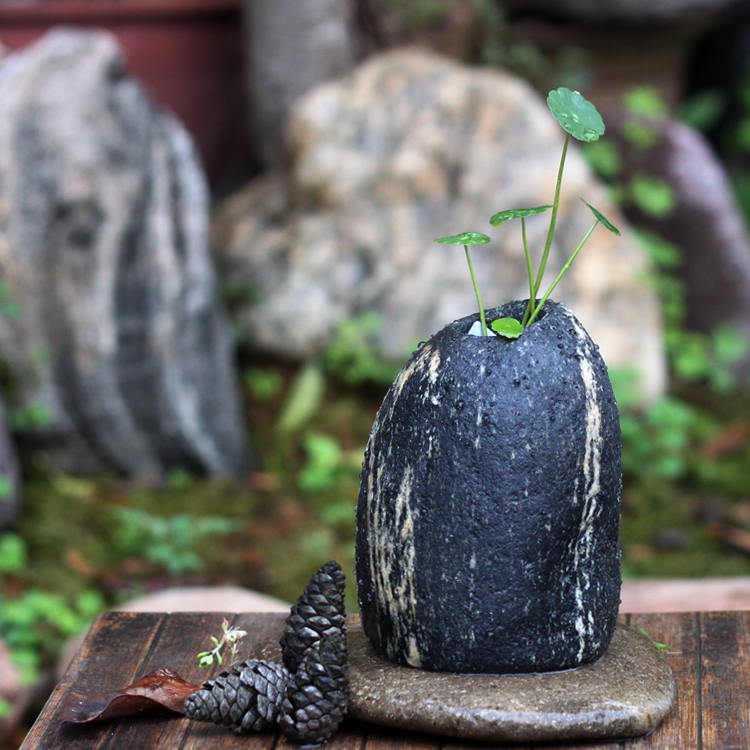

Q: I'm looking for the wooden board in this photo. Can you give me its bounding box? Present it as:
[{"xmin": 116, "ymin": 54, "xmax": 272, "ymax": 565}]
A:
[{"xmin": 19, "ymin": 611, "xmax": 750, "ymax": 749}]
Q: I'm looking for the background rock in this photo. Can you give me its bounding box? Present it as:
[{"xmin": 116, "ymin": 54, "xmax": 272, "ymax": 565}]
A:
[
  {"xmin": 613, "ymin": 115, "xmax": 750, "ymax": 351},
  {"xmin": 0, "ymin": 30, "xmax": 249, "ymax": 480},
  {"xmin": 213, "ymin": 49, "xmax": 666, "ymax": 400},
  {"xmin": 0, "ymin": 399, "xmax": 21, "ymax": 529},
  {"xmin": 243, "ymin": 0, "xmax": 358, "ymax": 168}
]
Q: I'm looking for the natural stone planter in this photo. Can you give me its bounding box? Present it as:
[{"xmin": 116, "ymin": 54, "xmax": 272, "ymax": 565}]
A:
[{"xmin": 355, "ymin": 300, "xmax": 622, "ymax": 674}]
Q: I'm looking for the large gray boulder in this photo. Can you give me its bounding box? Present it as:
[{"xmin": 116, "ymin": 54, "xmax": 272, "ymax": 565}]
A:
[
  {"xmin": 214, "ymin": 49, "xmax": 666, "ymax": 401},
  {"xmin": 0, "ymin": 30, "xmax": 248, "ymax": 479}
]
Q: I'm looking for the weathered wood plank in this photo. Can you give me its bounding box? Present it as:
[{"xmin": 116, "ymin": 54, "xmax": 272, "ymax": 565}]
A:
[
  {"xmin": 442, "ymin": 739, "xmax": 534, "ymax": 750},
  {"xmin": 624, "ymin": 612, "xmax": 698, "ymax": 750},
  {"xmin": 20, "ymin": 610, "xmax": 750, "ymax": 750},
  {"xmin": 21, "ymin": 612, "xmax": 291, "ymax": 750},
  {"xmin": 92, "ymin": 612, "xmax": 229, "ymax": 750},
  {"xmin": 179, "ymin": 612, "xmax": 286, "ymax": 750},
  {"xmin": 20, "ymin": 611, "xmax": 166, "ymax": 750},
  {"xmin": 700, "ymin": 611, "xmax": 750, "ymax": 750},
  {"xmin": 365, "ymin": 725, "xmax": 440, "ymax": 750}
]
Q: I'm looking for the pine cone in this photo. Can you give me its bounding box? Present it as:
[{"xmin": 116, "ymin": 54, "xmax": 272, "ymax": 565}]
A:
[
  {"xmin": 279, "ymin": 634, "xmax": 349, "ymax": 745},
  {"xmin": 280, "ymin": 560, "xmax": 347, "ymax": 674},
  {"xmin": 184, "ymin": 659, "xmax": 290, "ymax": 733}
]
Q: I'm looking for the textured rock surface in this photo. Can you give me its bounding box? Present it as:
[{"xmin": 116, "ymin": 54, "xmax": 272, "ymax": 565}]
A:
[
  {"xmin": 0, "ymin": 30, "xmax": 248, "ymax": 479},
  {"xmin": 213, "ymin": 49, "xmax": 665, "ymax": 400},
  {"xmin": 243, "ymin": 0, "xmax": 357, "ymax": 167},
  {"xmin": 614, "ymin": 116, "xmax": 750, "ymax": 353},
  {"xmin": 252, "ymin": 624, "xmax": 675, "ymax": 743},
  {"xmin": 356, "ymin": 301, "xmax": 622, "ymax": 674}
]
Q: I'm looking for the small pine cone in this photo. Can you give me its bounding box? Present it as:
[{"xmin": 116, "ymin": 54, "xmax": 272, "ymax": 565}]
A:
[
  {"xmin": 280, "ymin": 560, "xmax": 347, "ymax": 674},
  {"xmin": 279, "ymin": 634, "xmax": 349, "ymax": 745},
  {"xmin": 184, "ymin": 659, "xmax": 290, "ymax": 733}
]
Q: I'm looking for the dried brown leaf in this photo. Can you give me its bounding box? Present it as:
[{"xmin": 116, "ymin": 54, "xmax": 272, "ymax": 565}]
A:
[{"xmin": 58, "ymin": 667, "xmax": 200, "ymax": 726}]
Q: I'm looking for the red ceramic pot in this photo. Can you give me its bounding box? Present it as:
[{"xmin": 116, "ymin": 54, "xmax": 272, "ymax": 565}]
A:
[{"xmin": 0, "ymin": 0, "xmax": 245, "ymax": 190}]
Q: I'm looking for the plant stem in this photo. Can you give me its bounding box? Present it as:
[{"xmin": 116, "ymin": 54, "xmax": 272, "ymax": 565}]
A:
[
  {"xmin": 521, "ymin": 217, "xmax": 535, "ymax": 327},
  {"xmin": 523, "ymin": 132, "xmax": 570, "ymax": 327},
  {"xmin": 526, "ymin": 221, "xmax": 598, "ymax": 327},
  {"xmin": 464, "ymin": 244, "xmax": 487, "ymax": 336}
]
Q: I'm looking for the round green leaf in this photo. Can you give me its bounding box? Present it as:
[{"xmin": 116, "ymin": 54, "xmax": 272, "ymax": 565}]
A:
[
  {"xmin": 581, "ymin": 199, "xmax": 620, "ymax": 235},
  {"xmin": 548, "ymin": 88, "xmax": 605, "ymax": 143},
  {"xmin": 490, "ymin": 317, "xmax": 523, "ymax": 338},
  {"xmin": 435, "ymin": 232, "xmax": 490, "ymax": 245},
  {"xmin": 489, "ymin": 205, "xmax": 552, "ymax": 227}
]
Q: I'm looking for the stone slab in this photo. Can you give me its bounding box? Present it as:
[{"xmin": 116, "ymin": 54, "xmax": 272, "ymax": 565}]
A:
[{"xmin": 254, "ymin": 622, "xmax": 675, "ymax": 743}]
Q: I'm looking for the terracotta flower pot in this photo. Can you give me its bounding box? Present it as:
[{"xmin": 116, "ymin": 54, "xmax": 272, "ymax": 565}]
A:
[
  {"xmin": 0, "ymin": 0, "xmax": 244, "ymax": 189},
  {"xmin": 355, "ymin": 300, "xmax": 622, "ymax": 674}
]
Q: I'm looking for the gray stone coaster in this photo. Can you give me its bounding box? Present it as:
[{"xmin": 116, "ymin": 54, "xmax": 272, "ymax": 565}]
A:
[{"xmin": 253, "ymin": 623, "xmax": 675, "ymax": 743}]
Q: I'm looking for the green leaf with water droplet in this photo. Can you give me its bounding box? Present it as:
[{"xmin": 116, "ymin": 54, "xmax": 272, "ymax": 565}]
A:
[
  {"xmin": 490, "ymin": 317, "xmax": 523, "ymax": 338},
  {"xmin": 548, "ymin": 88, "xmax": 605, "ymax": 143},
  {"xmin": 489, "ymin": 205, "xmax": 552, "ymax": 227},
  {"xmin": 435, "ymin": 232, "xmax": 491, "ymax": 245},
  {"xmin": 582, "ymin": 199, "xmax": 620, "ymax": 235}
]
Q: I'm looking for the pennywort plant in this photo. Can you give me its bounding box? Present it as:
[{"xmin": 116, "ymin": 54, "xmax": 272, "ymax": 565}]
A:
[{"xmin": 436, "ymin": 87, "xmax": 621, "ymax": 338}]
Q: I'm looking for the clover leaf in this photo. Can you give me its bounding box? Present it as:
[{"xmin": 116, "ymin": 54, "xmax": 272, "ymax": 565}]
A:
[
  {"xmin": 435, "ymin": 232, "xmax": 491, "ymax": 336},
  {"xmin": 489, "ymin": 206, "xmax": 552, "ymax": 227},
  {"xmin": 490, "ymin": 318, "xmax": 523, "ymax": 339},
  {"xmin": 548, "ymin": 88, "xmax": 605, "ymax": 143},
  {"xmin": 435, "ymin": 232, "xmax": 491, "ymax": 245}
]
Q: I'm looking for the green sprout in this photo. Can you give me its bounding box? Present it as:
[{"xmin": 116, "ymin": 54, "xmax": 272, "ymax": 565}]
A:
[
  {"xmin": 434, "ymin": 232, "xmax": 491, "ymax": 336},
  {"xmin": 436, "ymin": 88, "xmax": 621, "ymax": 338},
  {"xmin": 197, "ymin": 618, "xmax": 248, "ymax": 668}
]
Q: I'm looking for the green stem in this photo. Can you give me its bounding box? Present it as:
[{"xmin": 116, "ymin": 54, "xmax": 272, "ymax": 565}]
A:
[
  {"xmin": 464, "ymin": 244, "xmax": 487, "ymax": 336},
  {"xmin": 526, "ymin": 221, "xmax": 598, "ymax": 327},
  {"xmin": 525, "ymin": 132, "xmax": 570, "ymax": 327},
  {"xmin": 521, "ymin": 217, "xmax": 535, "ymax": 327}
]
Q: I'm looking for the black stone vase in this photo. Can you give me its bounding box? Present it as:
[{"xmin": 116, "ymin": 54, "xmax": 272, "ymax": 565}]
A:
[{"xmin": 355, "ymin": 300, "xmax": 622, "ymax": 674}]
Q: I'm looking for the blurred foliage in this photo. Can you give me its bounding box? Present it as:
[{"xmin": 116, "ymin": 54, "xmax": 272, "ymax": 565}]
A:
[
  {"xmin": 323, "ymin": 313, "xmax": 401, "ymax": 388},
  {"xmin": 276, "ymin": 361, "xmax": 327, "ymax": 434},
  {"xmin": 380, "ymin": 0, "xmax": 590, "ymax": 92},
  {"xmin": 610, "ymin": 226, "xmax": 750, "ymax": 578},
  {"xmin": 0, "ymin": 532, "xmax": 105, "ymax": 684},
  {"xmin": 110, "ymin": 508, "xmax": 240, "ymax": 578},
  {"xmin": 574, "ymin": 81, "xmax": 750, "ymax": 576},
  {"xmin": 382, "ymin": 0, "xmax": 450, "ymax": 29},
  {"xmin": 583, "ymin": 84, "xmax": 677, "ymax": 219}
]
